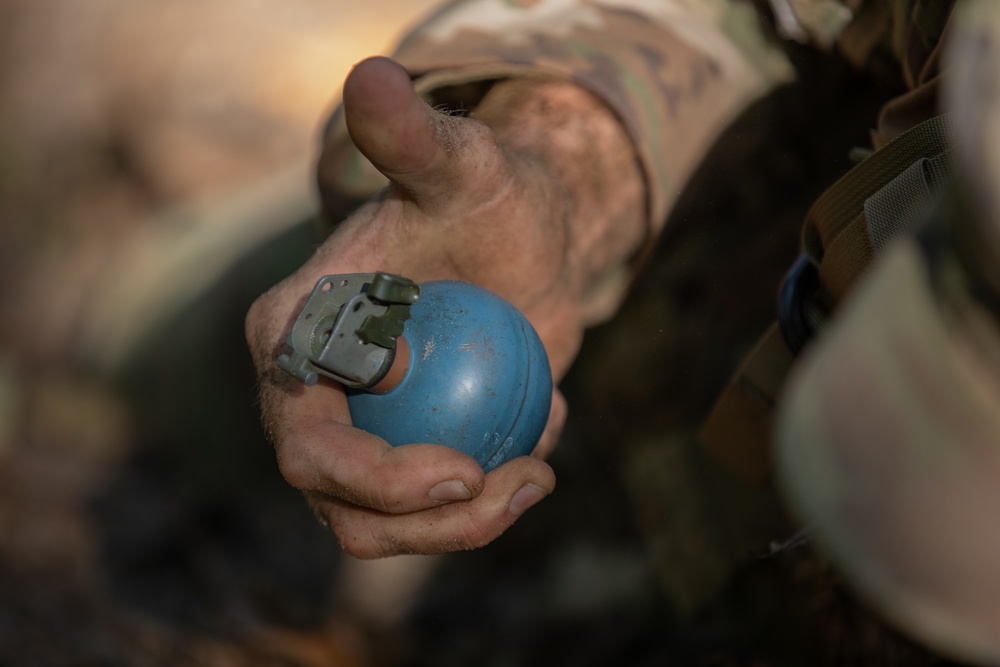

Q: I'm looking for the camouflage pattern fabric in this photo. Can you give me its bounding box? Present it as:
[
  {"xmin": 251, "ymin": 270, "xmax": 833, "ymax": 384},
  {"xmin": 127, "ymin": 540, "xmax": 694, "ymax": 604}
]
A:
[
  {"xmin": 318, "ymin": 0, "xmax": 795, "ymax": 247},
  {"xmin": 315, "ymin": 0, "xmax": 955, "ymax": 266}
]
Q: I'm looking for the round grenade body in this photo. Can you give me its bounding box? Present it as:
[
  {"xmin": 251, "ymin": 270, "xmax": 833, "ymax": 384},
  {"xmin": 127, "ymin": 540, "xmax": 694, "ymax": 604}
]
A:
[{"xmin": 346, "ymin": 281, "xmax": 552, "ymax": 472}]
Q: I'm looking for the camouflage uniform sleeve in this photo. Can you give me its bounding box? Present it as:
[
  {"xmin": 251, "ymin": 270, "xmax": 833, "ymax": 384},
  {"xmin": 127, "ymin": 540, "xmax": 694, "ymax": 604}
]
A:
[{"xmin": 318, "ymin": 0, "xmax": 794, "ymax": 243}]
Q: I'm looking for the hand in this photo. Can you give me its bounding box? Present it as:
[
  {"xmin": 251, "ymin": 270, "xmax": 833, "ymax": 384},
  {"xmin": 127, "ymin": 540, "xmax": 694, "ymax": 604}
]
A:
[{"xmin": 245, "ymin": 56, "xmax": 644, "ymax": 557}]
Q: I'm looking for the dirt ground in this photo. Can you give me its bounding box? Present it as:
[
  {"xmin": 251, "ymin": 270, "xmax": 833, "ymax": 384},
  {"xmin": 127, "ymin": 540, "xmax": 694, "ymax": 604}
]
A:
[{"xmin": 0, "ymin": 2, "xmax": 970, "ymax": 666}]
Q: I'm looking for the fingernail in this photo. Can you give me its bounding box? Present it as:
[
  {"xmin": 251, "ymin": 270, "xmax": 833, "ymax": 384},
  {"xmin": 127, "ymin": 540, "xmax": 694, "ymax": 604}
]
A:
[
  {"xmin": 508, "ymin": 483, "xmax": 547, "ymax": 517},
  {"xmin": 429, "ymin": 479, "xmax": 472, "ymax": 502}
]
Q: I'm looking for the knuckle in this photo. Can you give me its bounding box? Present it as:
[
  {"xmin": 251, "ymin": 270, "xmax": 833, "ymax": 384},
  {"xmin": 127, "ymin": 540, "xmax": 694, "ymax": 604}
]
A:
[
  {"xmin": 365, "ymin": 451, "xmax": 412, "ymax": 512},
  {"xmin": 459, "ymin": 514, "xmax": 498, "ymax": 550},
  {"xmin": 332, "ymin": 520, "xmax": 389, "ymax": 560},
  {"xmin": 334, "ymin": 531, "xmax": 374, "ymax": 559},
  {"xmin": 355, "ymin": 445, "xmax": 407, "ymax": 513},
  {"xmin": 307, "ymin": 496, "xmax": 381, "ymax": 559},
  {"xmin": 274, "ymin": 448, "xmax": 311, "ymax": 490},
  {"xmin": 360, "ymin": 475, "xmax": 391, "ymax": 514}
]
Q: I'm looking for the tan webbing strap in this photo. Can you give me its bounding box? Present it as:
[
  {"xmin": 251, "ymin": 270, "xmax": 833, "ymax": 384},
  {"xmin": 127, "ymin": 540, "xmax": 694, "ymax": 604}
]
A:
[
  {"xmin": 817, "ymin": 211, "xmax": 873, "ymax": 300},
  {"xmin": 699, "ymin": 114, "xmax": 952, "ymax": 485},
  {"xmin": 699, "ymin": 323, "xmax": 793, "ymax": 486}
]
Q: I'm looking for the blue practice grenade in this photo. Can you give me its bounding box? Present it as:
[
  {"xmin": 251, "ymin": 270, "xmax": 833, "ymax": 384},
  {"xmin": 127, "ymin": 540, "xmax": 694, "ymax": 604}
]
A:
[{"xmin": 277, "ymin": 273, "xmax": 552, "ymax": 472}]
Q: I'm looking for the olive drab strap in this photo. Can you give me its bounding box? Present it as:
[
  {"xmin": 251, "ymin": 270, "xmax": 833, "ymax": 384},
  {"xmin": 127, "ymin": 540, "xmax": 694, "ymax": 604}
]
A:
[
  {"xmin": 699, "ymin": 114, "xmax": 953, "ymax": 485},
  {"xmin": 802, "ymin": 114, "xmax": 953, "ymax": 300}
]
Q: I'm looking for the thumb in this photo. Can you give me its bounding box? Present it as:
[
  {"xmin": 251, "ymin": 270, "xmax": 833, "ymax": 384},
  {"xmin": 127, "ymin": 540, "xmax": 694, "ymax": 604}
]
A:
[{"xmin": 342, "ymin": 56, "xmax": 507, "ymax": 214}]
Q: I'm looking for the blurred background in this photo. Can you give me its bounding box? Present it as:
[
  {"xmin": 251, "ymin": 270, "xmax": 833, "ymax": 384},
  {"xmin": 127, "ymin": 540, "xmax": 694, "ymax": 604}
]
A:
[
  {"xmin": 0, "ymin": 1, "xmax": 946, "ymax": 665},
  {"xmin": 0, "ymin": 1, "xmax": 669, "ymax": 664}
]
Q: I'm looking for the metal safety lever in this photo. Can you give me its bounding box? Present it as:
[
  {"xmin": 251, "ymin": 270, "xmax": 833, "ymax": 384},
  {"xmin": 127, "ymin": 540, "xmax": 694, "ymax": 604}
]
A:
[{"xmin": 277, "ymin": 272, "xmax": 420, "ymax": 388}]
